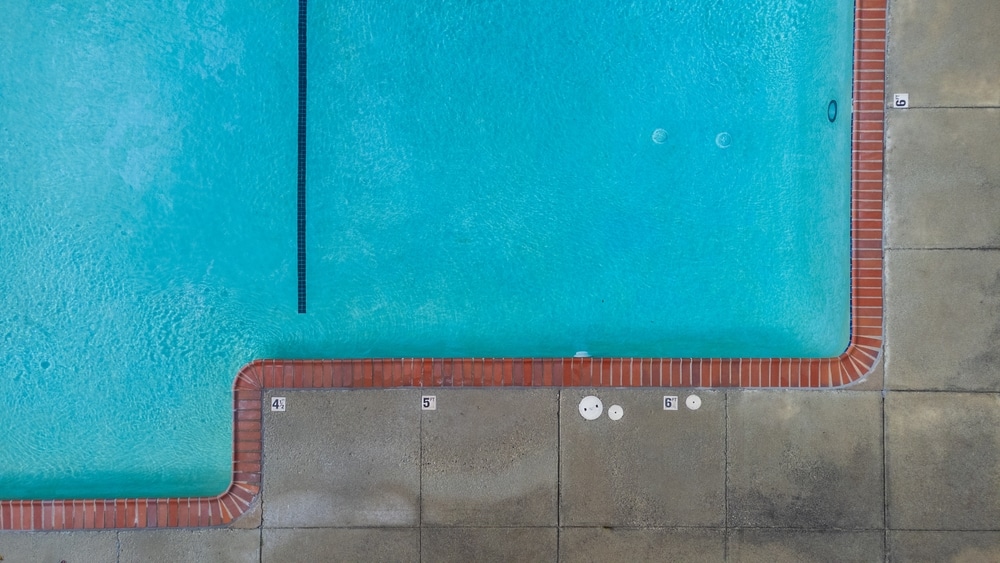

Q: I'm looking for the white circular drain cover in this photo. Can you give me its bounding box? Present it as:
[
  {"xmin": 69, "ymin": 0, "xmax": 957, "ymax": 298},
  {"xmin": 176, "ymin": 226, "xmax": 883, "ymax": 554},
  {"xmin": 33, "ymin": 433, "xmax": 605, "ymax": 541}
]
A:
[
  {"xmin": 579, "ymin": 395, "xmax": 603, "ymax": 420},
  {"xmin": 608, "ymin": 404, "xmax": 624, "ymax": 420},
  {"xmin": 686, "ymin": 395, "xmax": 702, "ymax": 410}
]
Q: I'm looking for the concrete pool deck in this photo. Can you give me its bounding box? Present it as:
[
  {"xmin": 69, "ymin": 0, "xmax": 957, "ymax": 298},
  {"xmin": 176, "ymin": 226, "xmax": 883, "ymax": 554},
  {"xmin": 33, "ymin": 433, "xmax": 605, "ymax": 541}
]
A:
[{"xmin": 2, "ymin": 0, "xmax": 1000, "ymax": 560}]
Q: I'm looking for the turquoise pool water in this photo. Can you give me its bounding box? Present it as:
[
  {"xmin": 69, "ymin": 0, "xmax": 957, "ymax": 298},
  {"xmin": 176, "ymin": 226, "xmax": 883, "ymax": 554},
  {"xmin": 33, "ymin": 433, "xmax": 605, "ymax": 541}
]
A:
[{"xmin": 1, "ymin": 0, "xmax": 854, "ymax": 499}]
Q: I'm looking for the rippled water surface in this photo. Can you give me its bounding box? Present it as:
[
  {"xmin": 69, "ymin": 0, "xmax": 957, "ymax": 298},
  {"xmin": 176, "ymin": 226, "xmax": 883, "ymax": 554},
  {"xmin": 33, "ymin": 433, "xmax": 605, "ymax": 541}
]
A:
[{"xmin": 0, "ymin": 0, "xmax": 854, "ymax": 499}]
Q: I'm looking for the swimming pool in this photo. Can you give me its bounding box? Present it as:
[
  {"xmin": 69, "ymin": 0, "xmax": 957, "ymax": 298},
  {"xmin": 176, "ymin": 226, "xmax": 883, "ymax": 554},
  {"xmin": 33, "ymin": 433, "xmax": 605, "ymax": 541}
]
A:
[
  {"xmin": 0, "ymin": 0, "xmax": 884, "ymax": 515},
  {"xmin": 309, "ymin": 0, "xmax": 854, "ymax": 360}
]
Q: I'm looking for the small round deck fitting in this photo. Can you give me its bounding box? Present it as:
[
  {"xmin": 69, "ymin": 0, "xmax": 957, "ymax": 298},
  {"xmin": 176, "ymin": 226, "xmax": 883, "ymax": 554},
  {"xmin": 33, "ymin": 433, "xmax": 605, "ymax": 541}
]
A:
[
  {"xmin": 686, "ymin": 395, "xmax": 702, "ymax": 410},
  {"xmin": 579, "ymin": 395, "xmax": 603, "ymax": 420}
]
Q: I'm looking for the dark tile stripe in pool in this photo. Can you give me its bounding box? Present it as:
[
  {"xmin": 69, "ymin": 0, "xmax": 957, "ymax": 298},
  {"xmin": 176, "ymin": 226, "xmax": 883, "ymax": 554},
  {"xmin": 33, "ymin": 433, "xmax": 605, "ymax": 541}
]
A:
[
  {"xmin": 296, "ymin": 0, "xmax": 308, "ymax": 314},
  {"xmin": 0, "ymin": 0, "xmax": 885, "ymax": 531}
]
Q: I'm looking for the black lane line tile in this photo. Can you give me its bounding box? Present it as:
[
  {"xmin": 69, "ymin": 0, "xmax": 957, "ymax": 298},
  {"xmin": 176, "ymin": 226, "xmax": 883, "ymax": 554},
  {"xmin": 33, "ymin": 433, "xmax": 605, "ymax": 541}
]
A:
[{"xmin": 297, "ymin": 0, "xmax": 308, "ymax": 314}]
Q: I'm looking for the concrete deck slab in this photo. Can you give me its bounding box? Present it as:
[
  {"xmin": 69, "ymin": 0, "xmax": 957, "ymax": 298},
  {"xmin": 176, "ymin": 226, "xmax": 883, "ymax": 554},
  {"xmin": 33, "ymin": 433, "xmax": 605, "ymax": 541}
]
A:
[
  {"xmin": 421, "ymin": 527, "xmax": 557, "ymax": 562},
  {"xmin": 559, "ymin": 527, "xmax": 725, "ymax": 563},
  {"xmin": 886, "ymin": 392, "xmax": 1000, "ymax": 530},
  {"xmin": 261, "ymin": 390, "xmax": 420, "ymax": 528},
  {"xmin": 559, "ymin": 389, "xmax": 725, "ymax": 527},
  {"xmin": 118, "ymin": 529, "xmax": 260, "ymax": 563},
  {"xmin": 885, "ymin": 250, "xmax": 1000, "ymax": 391},
  {"xmin": 728, "ymin": 529, "xmax": 883, "ymax": 563},
  {"xmin": 888, "ymin": 531, "xmax": 1000, "ymax": 562},
  {"xmin": 886, "ymin": 109, "xmax": 1000, "ymax": 249},
  {"xmin": 421, "ymin": 389, "xmax": 558, "ymax": 526},
  {"xmin": 727, "ymin": 391, "xmax": 883, "ymax": 529},
  {"xmin": 886, "ymin": 0, "xmax": 1000, "ymax": 107},
  {"xmin": 262, "ymin": 528, "xmax": 418, "ymax": 563},
  {"xmin": 0, "ymin": 531, "xmax": 117, "ymax": 563}
]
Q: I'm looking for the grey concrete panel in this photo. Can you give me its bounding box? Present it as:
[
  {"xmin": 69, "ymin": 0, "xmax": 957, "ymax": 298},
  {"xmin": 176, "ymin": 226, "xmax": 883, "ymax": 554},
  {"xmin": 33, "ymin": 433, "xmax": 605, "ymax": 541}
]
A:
[
  {"xmin": 886, "ymin": 0, "xmax": 1000, "ymax": 107},
  {"xmin": 421, "ymin": 527, "xmax": 557, "ymax": 563},
  {"xmin": 886, "ymin": 109, "xmax": 1000, "ymax": 249},
  {"xmin": 886, "ymin": 392, "xmax": 1000, "ymax": 530},
  {"xmin": 885, "ymin": 250, "xmax": 1000, "ymax": 391},
  {"xmin": 262, "ymin": 390, "xmax": 420, "ymax": 528},
  {"xmin": 727, "ymin": 391, "xmax": 884, "ymax": 529},
  {"xmin": 889, "ymin": 531, "xmax": 1000, "ymax": 562},
  {"xmin": 560, "ymin": 389, "xmax": 725, "ymax": 527},
  {"xmin": 421, "ymin": 389, "xmax": 558, "ymax": 526},
  {"xmin": 0, "ymin": 531, "xmax": 117, "ymax": 563},
  {"xmin": 262, "ymin": 528, "xmax": 418, "ymax": 563},
  {"xmin": 559, "ymin": 527, "xmax": 725, "ymax": 563},
  {"xmin": 118, "ymin": 529, "xmax": 260, "ymax": 563},
  {"xmin": 729, "ymin": 529, "xmax": 883, "ymax": 563}
]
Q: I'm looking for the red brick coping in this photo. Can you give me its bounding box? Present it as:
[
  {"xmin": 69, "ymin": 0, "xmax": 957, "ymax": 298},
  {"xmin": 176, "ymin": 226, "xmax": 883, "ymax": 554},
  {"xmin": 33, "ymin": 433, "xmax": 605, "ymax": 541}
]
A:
[{"xmin": 0, "ymin": 0, "xmax": 885, "ymax": 531}]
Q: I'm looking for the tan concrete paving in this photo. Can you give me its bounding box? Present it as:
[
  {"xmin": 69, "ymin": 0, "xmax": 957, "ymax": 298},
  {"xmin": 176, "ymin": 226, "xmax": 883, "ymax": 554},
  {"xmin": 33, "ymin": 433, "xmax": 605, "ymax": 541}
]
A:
[
  {"xmin": 559, "ymin": 389, "xmax": 726, "ymax": 527},
  {"xmin": 886, "ymin": 0, "xmax": 1000, "ymax": 107},
  {"xmin": 559, "ymin": 527, "xmax": 726, "ymax": 563},
  {"xmin": 262, "ymin": 528, "xmax": 419, "ymax": 563},
  {"xmin": 421, "ymin": 389, "xmax": 558, "ymax": 527},
  {"xmin": 885, "ymin": 250, "xmax": 1000, "ymax": 391},
  {"xmin": 261, "ymin": 390, "xmax": 420, "ymax": 528},
  {"xmin": 886, "ymin": 392, "xmax": 1000, "ymax": 530},
  {"xmin": 728, "ymin": 529, "xmax": 884, "ymax": 563},
  {"xmin": 0, "ymin": 531, "xmax": 117, "ymax": 563},
  {"xmin": 885, "ymin": 109, "xmax": 1000, "ymax": 249},
  {"xmin": 421, "ymin": 527, "xmax": 557, "ymax": 562},
  {"xmin": 118, "ymin": 529, "xmax": 260, "ymax": 563},
  {"xmin": 727, "ymin": 391, "xmax": 884, "ymax": 529},
  {"xmin": 888, "ymin": 531, "xmax": 1000, "ymax": 562}
]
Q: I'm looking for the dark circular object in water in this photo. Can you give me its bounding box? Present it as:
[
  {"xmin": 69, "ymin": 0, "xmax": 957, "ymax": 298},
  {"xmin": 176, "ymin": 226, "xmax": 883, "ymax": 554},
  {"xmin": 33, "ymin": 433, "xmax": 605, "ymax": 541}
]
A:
[{"xmin": 828, "ymin": 100, "xmax": 838, "ymax": 122}]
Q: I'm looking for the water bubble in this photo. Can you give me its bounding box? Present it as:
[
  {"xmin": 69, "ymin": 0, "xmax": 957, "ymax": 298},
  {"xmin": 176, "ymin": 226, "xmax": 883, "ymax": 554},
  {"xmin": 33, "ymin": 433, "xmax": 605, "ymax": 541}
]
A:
[
  {"xmin": 651, "ymin": 128, "xmax": 668, "ymax": 144},
  {"xmin": 715, "ymin": 132, "xmax": 732, "ymax": 149}
]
